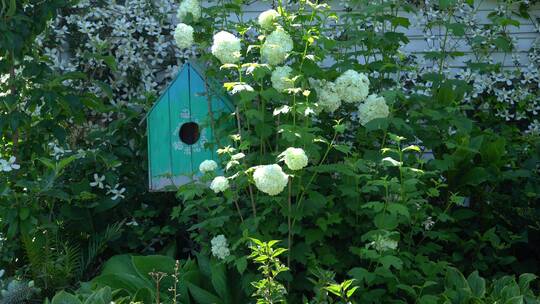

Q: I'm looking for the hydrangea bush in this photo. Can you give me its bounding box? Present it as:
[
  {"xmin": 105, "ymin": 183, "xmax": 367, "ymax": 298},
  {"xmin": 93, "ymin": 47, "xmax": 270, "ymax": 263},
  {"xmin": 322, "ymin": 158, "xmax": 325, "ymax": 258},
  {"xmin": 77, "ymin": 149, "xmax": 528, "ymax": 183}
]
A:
[
  {"xmin": 1, "ymin": 0, "xmax": 539, "ymax": 301},
  {"xmin": 171, "ymin": 0, "xmax": 539, "ymax": 302}
]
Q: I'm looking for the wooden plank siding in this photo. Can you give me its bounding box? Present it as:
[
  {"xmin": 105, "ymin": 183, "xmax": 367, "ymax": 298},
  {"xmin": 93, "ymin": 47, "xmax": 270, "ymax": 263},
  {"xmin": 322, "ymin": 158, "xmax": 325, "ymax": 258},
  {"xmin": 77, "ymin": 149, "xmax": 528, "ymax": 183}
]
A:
[{"xmin": 208, "ymin": 0, "xmax": 539, "ymax": 68}]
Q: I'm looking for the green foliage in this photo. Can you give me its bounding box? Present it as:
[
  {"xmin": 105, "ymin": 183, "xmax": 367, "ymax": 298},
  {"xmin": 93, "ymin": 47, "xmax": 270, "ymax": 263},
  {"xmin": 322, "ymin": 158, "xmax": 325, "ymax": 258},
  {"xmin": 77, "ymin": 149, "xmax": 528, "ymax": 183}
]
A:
[
  {"xmin": 249, "ymin": 239, "xmax": 289, "ymax": 304},
  {"xmin": 0, "ymin": 279, "xmax": 40, "ymax": 304},
  {"xmin": 1, "ymin": 0, "xmax": 539, "ymax": 302},
  {"xmin": 441, "ymin": 268, "xmax": 540, "ymax": 304},
  {"xmin": 52, "ymin": 253, "xmax": 251, "ymax": 304}
]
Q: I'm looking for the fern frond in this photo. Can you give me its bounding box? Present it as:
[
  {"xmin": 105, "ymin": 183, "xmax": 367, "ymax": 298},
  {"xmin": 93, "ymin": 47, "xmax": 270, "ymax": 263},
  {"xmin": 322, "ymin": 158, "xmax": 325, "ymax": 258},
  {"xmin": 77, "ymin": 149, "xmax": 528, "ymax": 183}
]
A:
[{"xmin": 81, "ymin": 221, "xmax": 124, "ymax": 277}]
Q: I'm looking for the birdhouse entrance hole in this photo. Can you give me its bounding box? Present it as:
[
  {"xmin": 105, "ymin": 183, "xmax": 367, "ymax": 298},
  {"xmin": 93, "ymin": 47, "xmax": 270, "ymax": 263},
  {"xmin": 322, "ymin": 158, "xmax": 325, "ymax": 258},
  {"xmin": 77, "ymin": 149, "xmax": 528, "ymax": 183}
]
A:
[{"xmin": 179, "ymin": 122, "xmax": 200, "ymax": 145}]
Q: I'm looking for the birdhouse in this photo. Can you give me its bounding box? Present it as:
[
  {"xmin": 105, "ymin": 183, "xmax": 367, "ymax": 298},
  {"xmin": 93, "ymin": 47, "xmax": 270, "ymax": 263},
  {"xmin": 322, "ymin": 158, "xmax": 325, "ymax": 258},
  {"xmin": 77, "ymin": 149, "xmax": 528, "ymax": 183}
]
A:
[{"xmin": 147, "ymin": 61, "xmax": 233, "ymax": 191}]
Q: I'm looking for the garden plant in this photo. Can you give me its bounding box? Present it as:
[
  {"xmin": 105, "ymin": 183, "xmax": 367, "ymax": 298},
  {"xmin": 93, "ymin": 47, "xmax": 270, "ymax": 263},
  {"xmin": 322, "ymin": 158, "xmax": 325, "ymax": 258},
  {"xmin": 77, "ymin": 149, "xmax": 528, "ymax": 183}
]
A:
[{"xmin": 0, "ymin": 0, "xmax": 539, "ymax": 303}]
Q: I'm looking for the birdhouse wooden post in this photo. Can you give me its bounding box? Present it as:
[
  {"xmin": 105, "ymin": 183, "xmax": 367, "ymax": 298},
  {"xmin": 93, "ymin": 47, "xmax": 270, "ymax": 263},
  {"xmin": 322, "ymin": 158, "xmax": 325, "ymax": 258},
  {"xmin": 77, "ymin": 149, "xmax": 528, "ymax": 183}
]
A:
[{"xmin": 146, "ymin": 61, "xmax": 233, "ymax": 191}]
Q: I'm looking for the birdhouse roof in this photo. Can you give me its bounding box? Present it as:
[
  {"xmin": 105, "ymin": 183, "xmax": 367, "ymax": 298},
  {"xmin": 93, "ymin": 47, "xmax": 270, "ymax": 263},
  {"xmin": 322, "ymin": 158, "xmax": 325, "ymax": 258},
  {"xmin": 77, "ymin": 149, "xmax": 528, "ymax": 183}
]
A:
[{"xmin": 145, "ymin": 59, "xmax": 234, "ymax": 120}]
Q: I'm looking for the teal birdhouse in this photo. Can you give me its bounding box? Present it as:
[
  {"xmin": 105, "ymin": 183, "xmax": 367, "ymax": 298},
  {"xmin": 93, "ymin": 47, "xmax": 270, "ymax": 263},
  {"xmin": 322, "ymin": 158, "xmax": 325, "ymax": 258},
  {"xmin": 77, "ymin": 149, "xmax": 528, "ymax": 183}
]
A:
[{"xmin": 147, "ymin": 61, "xmax": 233, "ymax": 191}]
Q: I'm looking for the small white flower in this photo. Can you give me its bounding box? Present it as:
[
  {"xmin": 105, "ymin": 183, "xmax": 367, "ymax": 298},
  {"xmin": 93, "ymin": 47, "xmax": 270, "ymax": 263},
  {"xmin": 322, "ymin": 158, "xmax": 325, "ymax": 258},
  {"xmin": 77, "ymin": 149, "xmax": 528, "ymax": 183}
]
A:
[
  {"xmin": 261, "ymin": 27, "xmax": 293, "ymax": 66},
  {"xmin": 211, "ymin": 235, "xmax": 230, "ymax": 260},
  {"xmin": 279, "ymin": 147, "xmax": 308, "ymax": 171},
  {"xmin": 271, "ymin": 66, "xmax": 294, "ymax": 92},
  {"xmin": 258, "ymin": 9, "xmax": 279, "ymax": 30},
  {"xmin": 423, "ymin": 217, "xmax": 435, "ymax": 230},
  {"xmin": 126, "ymin": 218, "xmax": 139, "ymax": 226},
  {"xmin": 335, "ymin": 70, "xmax": 370, "ymax": 103},
  {"xmin": 211, "ymin": 31, "xmax": 241, "ymax": 64},
  {"xmin": 357, "ymin": 94, "xmax": 390, "ymax": 126},
  {"xmin": 173, "ymin": 23, "xmax": 194, "ymax": 49},
  {"xmin": 106, "ymin": 184, "xmax": 126, "ymax": 200},
  {"xmin": 0, "ymin": 156, "xmax": 20, "ymax": 172},
  {"xmin": 90, "ymin": 173, "xmax": 105, "ymax": 189},
  {"xmin": 199, "ymin": 159, "xmax": 218, "ymax": 173},
  {"xmin": 210, "ymin": 176, "xmax": 229, "ymax": 193},
  {"xmin": 176, "ymin": 0, "xmax": 201, "ymax": 22},
  {"xmin": 253, "ymin": 164, "xmax": 289, "ymax": 196}
]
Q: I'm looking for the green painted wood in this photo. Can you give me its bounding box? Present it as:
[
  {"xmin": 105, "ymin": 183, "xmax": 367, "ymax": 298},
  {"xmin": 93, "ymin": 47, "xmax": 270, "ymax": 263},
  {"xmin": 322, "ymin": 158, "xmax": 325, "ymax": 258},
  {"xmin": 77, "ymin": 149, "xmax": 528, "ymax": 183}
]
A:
[
  {"xmin": 148, "ymin": 90, "xmax": 172, "ymax": 189},
  {"xmin": 147, "ymin": 60, "xmax": 234, "ymax": 191},
  {"xmin": 188, "ymin": 65, "xmax": 214, "ymax": 171},
  {"xmin": 169, "ymin": 64, "xmax": 192, "ymax": 183}
]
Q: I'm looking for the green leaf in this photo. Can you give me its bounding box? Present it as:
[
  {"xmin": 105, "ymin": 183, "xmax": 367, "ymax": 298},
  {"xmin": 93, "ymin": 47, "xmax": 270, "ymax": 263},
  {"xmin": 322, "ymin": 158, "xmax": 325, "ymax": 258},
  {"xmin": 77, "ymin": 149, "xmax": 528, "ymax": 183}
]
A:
[
  {"xmin": 235, "ymin": 256, "xmax": 247, "ymax": 274},
  {"xmin": 374, "ymin": 213, "xmax": 398, "ymax": 230},
  {"xmin": 348, "ymin": 267, "xmax": 376, "ymax": 285},
  {"xmin": 418, "ymin": 295, "xmax": 439, "ymax": 304},
  {"xmin": 445, "ymin": 267, "xmax": 470, "ymax": 291},
  {"xmin": 57, "ymin": 155, "xmax": 77, "ymax": 172},
  {"xmin": 461, "ymin": 167, "xmax": 489, "ymax": 186},
  {"xmin": 334, "ymin": 144, "xmax": 351, "ymax": 154},
  {"xmin": 51, "ymin": 291, "xmax": 82, "ymax": 304},
  {"xmin": 83, "ymin": 287, "xmax": 112, "ymax": 304},
  {"xmin": 504, "ymin": 296, "xmax": 523, "ymax": 304},
  {"xmin": 211, "ymin": 262, "xmax": 230, "ymax": 303},
  {"xmin": 396, "ymin": 284, "xmax": 416, "ymax": 297},
  {"xmin": 447, "ymin": 23, "xmax": 466, "ymax": 36},
  {"xmin": 402, "ymin": 145, "xmax": 421, "ymax": 152},
  {"xmin": 186, "ymin": 282, "xmax": 224, "ymax": 304},
  {"xmin": 467, "ymin": 271, "xmax": 486, "ymax": 298},
  {"xmin": 324, "ymin": 284, "xmax": 342, "ymax": 297},
  {"xmin": 132, "ymin": 288, "xmax": 153, "ymax": 303},
  {"xmin": 387, "ymin": 203, "xmax": 410, "ymax": 218},
  {"xmin": 38, "ymin": 158, "xmax": 56, "ymax": 170},
  {"xmin": 379, "ymin": 255, "xmax": 403, "ymax": 270},
  {"xmin": 518, "ymin": 273, "xmax": 537, "ymax": 293}
]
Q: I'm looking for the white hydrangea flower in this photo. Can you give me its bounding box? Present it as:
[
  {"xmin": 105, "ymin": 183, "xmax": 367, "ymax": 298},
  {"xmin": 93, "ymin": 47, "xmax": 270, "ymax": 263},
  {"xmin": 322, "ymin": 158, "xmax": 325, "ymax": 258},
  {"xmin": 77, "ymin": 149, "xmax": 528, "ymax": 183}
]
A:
[
  {"xmin": 261, "ymin": 27, "xmax": 293, "ymax": 66},
  {"xmin": 271, "ymin": 66, "xmax": 294, "ymax": 92},
  {"xmin": 279, "ymin": 147, "xmax": 308, "ymax": 171},
  {"xmin": 173, "ymin": 23, "xmax": 194, "ymax": 49},
  {"xmin": 253, "ymin": 164, "xmax": 289, "ymax": 196},
  {"xmin": 335, "ymin": 70, "xmax": 370, "ymax": 103},
  {"xmin": 258, "ymin": 9, "xmax": 279, "ymax": 30},
  {"xmin": 199, "ymin": 159, "xmax": 218, "ymax": 173},
  {"xmin": 310, "ymin": 78, "xmax": 341, "ymax": 113},
  {"xmin": 211, "ymin": 31, "xmax": 241, "ymax": 64},
  {"xmin": 357, "ymin": 94, "xmax": 390, "ymax": 126},
  {"xmin": 211, "ymin": 235, "xmax": 230, "ymax": 260},
  {"xmin": 210, "ymin": 176, "xmax": 229, "ymax": 193},
  {"xmin": 176, "ymin": 0, "xmax": 201, "ymax": 22},
  {"xmin": 0, "ymin": 156, "xmax": 20, "ymax": 172}
]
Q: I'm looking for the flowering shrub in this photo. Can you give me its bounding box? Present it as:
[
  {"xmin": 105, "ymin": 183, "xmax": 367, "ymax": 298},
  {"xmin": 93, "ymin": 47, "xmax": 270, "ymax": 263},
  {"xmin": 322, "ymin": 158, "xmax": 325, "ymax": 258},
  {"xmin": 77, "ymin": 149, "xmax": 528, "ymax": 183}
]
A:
[{"xmin": 1, "ymin": 0, "xmax": 539, "ymax": 302}]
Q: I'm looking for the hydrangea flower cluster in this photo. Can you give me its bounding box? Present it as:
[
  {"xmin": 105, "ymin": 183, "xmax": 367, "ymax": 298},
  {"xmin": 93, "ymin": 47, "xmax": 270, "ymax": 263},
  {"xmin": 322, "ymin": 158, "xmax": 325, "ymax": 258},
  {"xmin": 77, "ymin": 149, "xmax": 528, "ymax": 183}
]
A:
[
  {"xmin": 335, "ymin": 70, "xmax": 370, "ymax": 104},
  {"xmin": 309, "ymin": 78, "xmax": 341, "ymax": 113},
  {"xmin": 357, "ymin": 94, "xmax": 390, "ymax": 126},
  {"xmin": 211, "ymin": 31, "xmax": 242, "ymax": 64},
  {"xmin": 258, "ymin": 9, "xmax": 279, "ymax": 30},
  {"xmin": 261, "ymin": 27, "xmax": 293, "ymax": 66},
  {"xmin": 271, "ymin": 66, "xmax": 294, "ymax": 92},
  {"xmin": 279, "ymin": 148, "xmax": 308, "ymax": 171},
  {"xmin": 199, "ymin": 159, "xmax": 218, "ymax": 173},
  {"xmin": 174, "ymin": 23, "xmax": 194, "ymax": 49},
  {"xmin": 176, "ymin": 0, "xmax": 201, "ymax": 22},
  {"xmin": 253, "ymin": 164, "xmax": 289, "ymax": 196},
  {"xmin": 210, "ymin": 176, "xmax": 230, "ymax": 193},
  {"xmin": 211, "ymin": 235, "xmax": 230, "ymax": 260}
]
